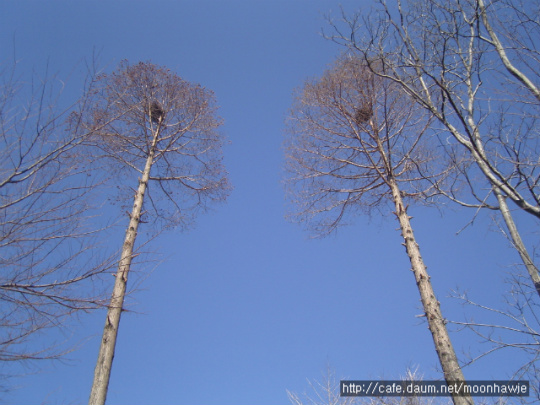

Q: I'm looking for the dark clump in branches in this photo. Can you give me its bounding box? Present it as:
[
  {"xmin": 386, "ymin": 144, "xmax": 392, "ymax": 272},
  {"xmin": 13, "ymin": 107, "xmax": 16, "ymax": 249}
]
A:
[
  {"xmin": 150, "ymin": 100, "xmax": 164, "ymax": 124},
  {"xmin": 354, "ymin": 103, "xmax": 372, "ymax": 125},
  {"xmin": 284, "ymin": 54, "xmax": 441, "ymax": 235},
  {"xmin": 78, "ymin": 60, "xmax": 231, "ymax": 229}
]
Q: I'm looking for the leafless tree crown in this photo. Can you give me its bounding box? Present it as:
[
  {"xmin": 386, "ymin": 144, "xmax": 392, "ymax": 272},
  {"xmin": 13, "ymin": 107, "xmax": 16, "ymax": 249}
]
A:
[
  {"xmin": 74, "ymin": 60, "xmax": 231, "ymax": 229},
  {"xmin": 284, "ymin": 55, "xmax": 439, "ymax": 235},
  {"xmin": 328, "ymin": 0, "xmax": 540, "ymax": 218}
]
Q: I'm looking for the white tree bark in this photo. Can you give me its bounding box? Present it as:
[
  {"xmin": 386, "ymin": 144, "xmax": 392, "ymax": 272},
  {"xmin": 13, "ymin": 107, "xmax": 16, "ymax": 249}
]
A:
[
  {"xmin": 88, "ymin": 128, "xmax": 159, "ymax": 405},
  {"xmin": 493, "ymin": 187, "xmax": 540, "ymax": 296},
  {"xmin": 476, "ymin": 0, "xmax": 540, "ymax": 103}
]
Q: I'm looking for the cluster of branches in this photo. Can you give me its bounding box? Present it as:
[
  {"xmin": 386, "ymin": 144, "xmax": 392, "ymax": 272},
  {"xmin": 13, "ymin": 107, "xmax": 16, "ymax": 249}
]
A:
[
  {"xmin": 286, "ymin": 0, "xmax": 540, "ymax": 403},
  {"xmin": 0, "ymin": 61, "xmax": 114, "ymax": 364},
  {"xmin": 285, "ymin": 55, "xmax": 442, "ymax": 234},
  {"xmin": 287, "ymin": 367, "xmax": 452, "ymax": 405},
  {"xmin": 301, "ymin": 0, "xmax": 540, "ymax": 401},
  {"xmin": 449, "ymin": 276, "xmax": 540, "ymax": 401},
  {"xmin": 0, "ymin": 56, "xmax": 231, "ymax": 401},
  {"xmin": 328, "ymin": 0, "xmax": 540, "ymax": 295},
  {"xmin": 72, "ymin": 60, "xmax": 230, "ymax": 230}
]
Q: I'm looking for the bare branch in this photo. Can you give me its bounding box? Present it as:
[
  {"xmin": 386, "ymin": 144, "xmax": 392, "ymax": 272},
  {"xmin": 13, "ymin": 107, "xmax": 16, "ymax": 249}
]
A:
[{"xmin": 0, "ymin": 58, "xmax": 113, "ymax": 365}]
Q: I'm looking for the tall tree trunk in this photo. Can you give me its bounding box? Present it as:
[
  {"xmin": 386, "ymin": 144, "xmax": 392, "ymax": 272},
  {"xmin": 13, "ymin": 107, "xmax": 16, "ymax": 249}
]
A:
[
  {"xmin": 493, "ymin": 187, "xmax": 540, "ymax": 298},
  {"xmin": 388, "ymin": 176, "xmax": 474, "ymax": 405},
  {"xmin": 88, "ymin": 130, "xmax": 159, "ymax": 405}
]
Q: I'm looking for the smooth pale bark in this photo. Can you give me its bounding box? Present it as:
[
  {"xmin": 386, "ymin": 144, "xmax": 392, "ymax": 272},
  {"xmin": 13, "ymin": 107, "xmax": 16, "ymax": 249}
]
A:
[
  {"xmin": 494, "ymin": 187, "xmax": 540, "ymax": 298},
  {"xmin": 388, "ymin": 175, "xmax": 474, "ymax": 405},
  {"xmin": 476, "ymin": 0, "xmax": 540, "ymax": 104},
  {"xmin": 88, "ymin": 128, "xmax": 159, "ymax": 405}
]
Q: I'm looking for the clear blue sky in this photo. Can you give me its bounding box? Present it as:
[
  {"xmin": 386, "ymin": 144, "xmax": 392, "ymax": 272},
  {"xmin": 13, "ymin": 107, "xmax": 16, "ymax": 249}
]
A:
[{"xmin": 0, "ymin": 1, "xmax": 536, "ymax": 404}]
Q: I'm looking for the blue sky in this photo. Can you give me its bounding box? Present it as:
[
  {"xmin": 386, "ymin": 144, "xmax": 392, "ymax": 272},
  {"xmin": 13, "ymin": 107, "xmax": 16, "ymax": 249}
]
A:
[{"xmin": 0, "ymin": 1, "xmax": 537, "ymax": 404}]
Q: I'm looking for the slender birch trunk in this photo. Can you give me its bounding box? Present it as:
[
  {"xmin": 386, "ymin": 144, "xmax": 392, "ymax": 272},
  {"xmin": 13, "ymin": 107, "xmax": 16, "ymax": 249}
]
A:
[
  {"xmin": 388, "ymin": 175, "xmax": 474, "ymax": 405},
  {"xmin": 493, "ymin": 187, "xmax": 540, "ymax": 298},
  {"xmin": 88, "ymin": 128, "xmax": 159, "ymax": 405}
]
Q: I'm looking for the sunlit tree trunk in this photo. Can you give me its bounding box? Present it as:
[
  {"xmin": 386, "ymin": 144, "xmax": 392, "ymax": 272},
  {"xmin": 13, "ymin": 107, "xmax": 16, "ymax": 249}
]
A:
[
  {"xmin": 389, "ymin": 175, "xmax": 473, "ymax": 405},
  {"xmin": 88, "ymin": 127, "xmax": 159, "ymax": 405},
  {"xmin": 373, "ymin": 128, "xmax": 473, "ymax": 405}
]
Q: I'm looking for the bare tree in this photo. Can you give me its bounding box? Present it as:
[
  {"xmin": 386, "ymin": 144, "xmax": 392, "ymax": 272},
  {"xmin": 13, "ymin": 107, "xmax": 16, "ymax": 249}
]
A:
[
  {"xmin": 287, "ymin": 366, "xmax": 358, "ymax": 405},
  {"xmin": 327, "ymin": 0, "xmax": 540, "ymax": 298},
  {"xmin": 75, "ymin": 61, "xmax": 231, "ymax": 405},
  {"xmin": 449, "ymin": 275, "xmax": 540, "ymax": 403},
  {"xmin": 288, "ymin": 366, "xmax": 448, "ymax": 405},
  {"xmin": 0, "ymin": 60, "xmax": 112, "ymax": 369},
  {"xmin": 284, "ymin": 55, "xmax": 473, "ymax": 405}
]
